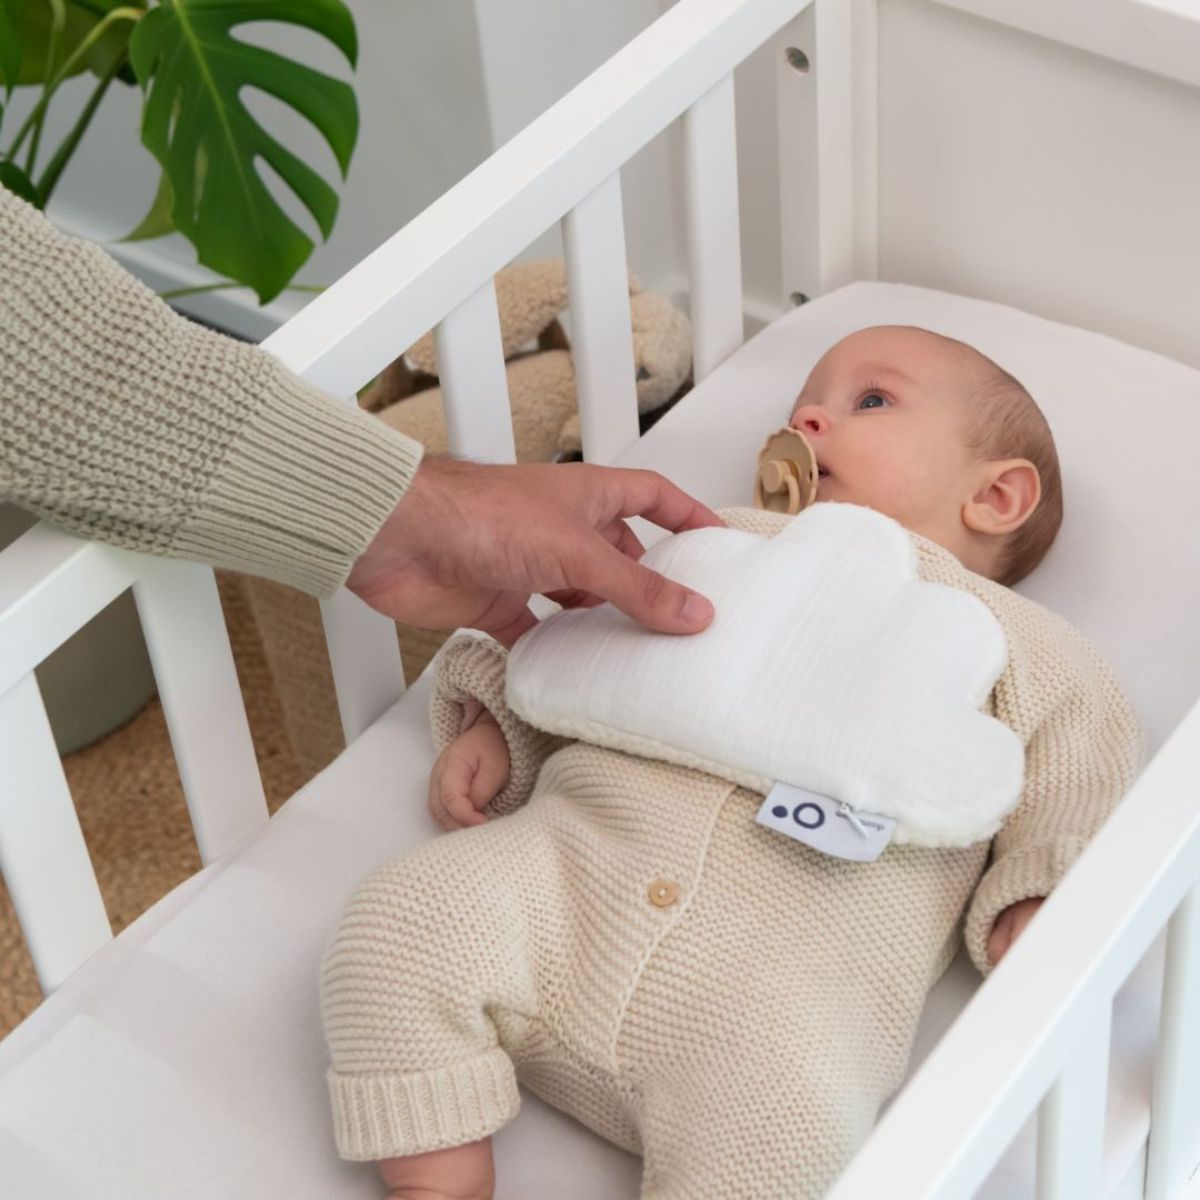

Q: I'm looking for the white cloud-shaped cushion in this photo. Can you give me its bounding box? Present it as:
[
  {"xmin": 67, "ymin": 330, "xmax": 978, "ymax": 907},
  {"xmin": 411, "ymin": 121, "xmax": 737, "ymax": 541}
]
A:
[{"xmin": 507, "ymin": 504, "xmax": 1025, "ymax": 847}]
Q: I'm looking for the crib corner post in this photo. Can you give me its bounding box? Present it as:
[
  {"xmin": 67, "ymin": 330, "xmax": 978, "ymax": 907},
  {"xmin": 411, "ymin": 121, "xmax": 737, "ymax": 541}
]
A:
[{"xmin": 777, "ymin": 0, "xmax": 878, "ymax": 307}]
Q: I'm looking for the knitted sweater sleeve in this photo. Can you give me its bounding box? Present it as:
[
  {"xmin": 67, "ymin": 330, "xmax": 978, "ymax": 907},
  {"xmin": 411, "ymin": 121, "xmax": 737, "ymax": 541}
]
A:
[
  {"xmin": 0, "ymin": 189, "xmax": 423, "ymax": 596},
  {"xmin": 962, "ymin": 616, "xmax": 1144, "ymax": 976},
  {"xmin": 429, "ymin": 633, "xmax": 569, "ymax": 817}
]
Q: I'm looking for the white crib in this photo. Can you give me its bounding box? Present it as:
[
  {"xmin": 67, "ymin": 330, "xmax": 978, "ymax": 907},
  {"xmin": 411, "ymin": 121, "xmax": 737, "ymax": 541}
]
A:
[{"xmin": 3, "ymin": 0, "xmax": 1200, "ymax": 1196}]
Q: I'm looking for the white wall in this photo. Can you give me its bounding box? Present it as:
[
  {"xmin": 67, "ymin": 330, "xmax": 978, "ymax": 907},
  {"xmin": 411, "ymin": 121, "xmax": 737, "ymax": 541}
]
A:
[{"xmin": 875, "ymin": 0, "xmax": 1200, "ymax": 370}]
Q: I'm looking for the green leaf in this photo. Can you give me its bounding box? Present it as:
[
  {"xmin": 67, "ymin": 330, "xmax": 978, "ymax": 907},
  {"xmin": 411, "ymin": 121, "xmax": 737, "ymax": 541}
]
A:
[
  {"xmin": 122, "ymin": 167, "xmax": 175, "ymax": 239},
  {"xmin": 0, "ymin": 2, "xmax": 21, "ymax": 94},
  {"xmin": 5, "ymin": 1, "xmax": 143, "ymax": 85},
  {"xmin": 0, "ymin": 159, "xmax": 41, "ymax": 204},
  {"xmin": 130, "ymin": 0, "xmax": 359, "ymax": 303}
]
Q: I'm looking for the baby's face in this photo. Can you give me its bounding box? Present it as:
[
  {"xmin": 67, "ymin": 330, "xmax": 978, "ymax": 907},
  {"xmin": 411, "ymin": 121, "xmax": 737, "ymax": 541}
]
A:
[{"xmin": 788, "ymin": 326, "xmax": 984, "ymax": 554}]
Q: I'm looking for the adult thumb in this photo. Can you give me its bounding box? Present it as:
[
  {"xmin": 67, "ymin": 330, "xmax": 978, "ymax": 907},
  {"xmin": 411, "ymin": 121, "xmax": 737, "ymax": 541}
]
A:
[{"xmin": 585, "ymin": 538, "xmax": 714, "ymax": 634}]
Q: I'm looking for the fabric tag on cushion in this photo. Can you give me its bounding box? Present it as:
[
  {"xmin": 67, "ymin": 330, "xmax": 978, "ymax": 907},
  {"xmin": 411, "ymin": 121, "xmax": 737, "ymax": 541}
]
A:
[
  {"xmin": 506, "ymin": 504, "xmax": 1025, "ymax": 848},
  {"xmin": 756, "ymin": 783, "xmax": 897, "ymax": 862}
]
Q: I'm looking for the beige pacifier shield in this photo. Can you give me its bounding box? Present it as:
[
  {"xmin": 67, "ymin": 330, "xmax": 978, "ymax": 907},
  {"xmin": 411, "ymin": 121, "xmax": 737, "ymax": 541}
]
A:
[{"xmin": 753, "ymin": 426, "xmax": 819, "ymax": 514}]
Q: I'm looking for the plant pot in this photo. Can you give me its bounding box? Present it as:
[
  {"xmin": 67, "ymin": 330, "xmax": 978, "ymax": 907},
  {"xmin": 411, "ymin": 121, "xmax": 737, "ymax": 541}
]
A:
[{"xmin": 0, "ymin": 503, "xmax": 157, "ymax": 755}]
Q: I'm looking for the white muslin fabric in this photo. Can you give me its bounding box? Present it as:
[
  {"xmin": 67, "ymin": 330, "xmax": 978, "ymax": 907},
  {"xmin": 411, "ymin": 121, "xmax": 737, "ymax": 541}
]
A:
[{"xmin": 507, "ymin": 503, "xmax": 1024, "ymax": 847}]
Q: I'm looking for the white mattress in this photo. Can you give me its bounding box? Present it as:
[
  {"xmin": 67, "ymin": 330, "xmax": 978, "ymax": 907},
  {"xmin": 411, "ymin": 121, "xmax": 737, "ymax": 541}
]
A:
[{"xmin": 4, "ymin": 282, "xmax": 1199, "ymax": 1198}]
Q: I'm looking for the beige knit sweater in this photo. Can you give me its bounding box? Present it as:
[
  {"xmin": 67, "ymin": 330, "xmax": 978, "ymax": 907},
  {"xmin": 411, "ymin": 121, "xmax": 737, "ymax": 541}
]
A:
[
  {"xmin": 322, "ymin": 506, "xmax": 1142, "ymax": 1197},
  {"xmin": 0, "ymin": 189, "xmax": 422, "ymax": 594}
]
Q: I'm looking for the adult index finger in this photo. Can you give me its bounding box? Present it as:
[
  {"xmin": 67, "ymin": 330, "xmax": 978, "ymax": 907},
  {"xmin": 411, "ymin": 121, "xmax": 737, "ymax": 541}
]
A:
[{"xmin": 604, "ymin": 467, "xmax": 725, "ymax": 534}]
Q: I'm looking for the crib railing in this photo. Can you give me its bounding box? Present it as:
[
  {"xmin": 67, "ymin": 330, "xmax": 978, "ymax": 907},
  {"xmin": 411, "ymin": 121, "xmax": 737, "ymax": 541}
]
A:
[
  {"xmin": 0, "ymin": 526, "xmax": 266, "ymax": 992},
  {"xmin": 826, "ymin": 697, "xmax": 1200, "ymax": 1200}
]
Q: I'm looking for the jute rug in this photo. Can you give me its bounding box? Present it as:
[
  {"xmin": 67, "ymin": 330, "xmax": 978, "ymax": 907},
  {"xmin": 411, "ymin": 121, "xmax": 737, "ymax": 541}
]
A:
[{"xmin": 0, "ymin": 572, "xmax": 316, "ymax": 1037}]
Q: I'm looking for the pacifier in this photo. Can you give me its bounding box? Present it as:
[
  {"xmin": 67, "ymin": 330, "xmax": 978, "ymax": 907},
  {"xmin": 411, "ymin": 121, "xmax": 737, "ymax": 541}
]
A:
[{"xmin": 753, "ymin": 426, "xmax": 819, "ymax": 514}]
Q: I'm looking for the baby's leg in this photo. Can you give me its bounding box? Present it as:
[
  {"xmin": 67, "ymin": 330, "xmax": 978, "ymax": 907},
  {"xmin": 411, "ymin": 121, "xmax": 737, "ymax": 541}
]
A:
[
  {"xmin": 379, "ymin": 1138, "xmax": 495, "ymax": 1200},
  {"xmin": 322, "ymin": 818, "xmax": 543, "ymax": 1191},
  {"xmin": 632, "ymin": 1053, "xmax": 872, "ymax": 1200}
]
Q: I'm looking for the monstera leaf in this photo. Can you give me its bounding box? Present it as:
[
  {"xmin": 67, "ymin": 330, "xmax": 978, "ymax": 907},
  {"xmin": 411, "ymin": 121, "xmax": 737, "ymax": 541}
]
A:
[{"xmin": 129, "ymin": 0, "xmax": 358, "ymax": 302}]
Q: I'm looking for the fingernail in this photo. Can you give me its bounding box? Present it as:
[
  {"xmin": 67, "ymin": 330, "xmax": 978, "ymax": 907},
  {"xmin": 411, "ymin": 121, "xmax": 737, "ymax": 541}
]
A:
[{"xmin": 680, "ymin": 592, "xmax": 713, "ymax": 625}]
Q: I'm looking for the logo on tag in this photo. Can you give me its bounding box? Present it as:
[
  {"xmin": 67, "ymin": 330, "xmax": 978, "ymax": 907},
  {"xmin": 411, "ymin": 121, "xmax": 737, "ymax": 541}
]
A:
[{"xmin": 755, "ymin": 782, "xmax": 896, "ymax": 862}]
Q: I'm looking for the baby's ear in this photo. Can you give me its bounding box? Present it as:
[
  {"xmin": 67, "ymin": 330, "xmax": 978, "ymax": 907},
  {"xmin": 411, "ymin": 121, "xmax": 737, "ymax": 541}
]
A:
[{"xmin": 963, "ymin": 459, "xmax": 1041, "ymax": 538}]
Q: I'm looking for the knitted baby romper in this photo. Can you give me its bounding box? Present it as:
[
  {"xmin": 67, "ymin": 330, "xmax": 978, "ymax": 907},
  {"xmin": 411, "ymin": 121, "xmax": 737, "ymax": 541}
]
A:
[{"xmin": 321, "ymin": 508, "xmax": 1142, "ymax": 1199}]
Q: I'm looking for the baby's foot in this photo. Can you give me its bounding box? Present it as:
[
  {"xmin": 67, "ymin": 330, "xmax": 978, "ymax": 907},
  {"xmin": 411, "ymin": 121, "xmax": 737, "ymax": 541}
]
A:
[{"xmin": 378, "ymin": 1137, "xmax": 495, "ymax": 1200}]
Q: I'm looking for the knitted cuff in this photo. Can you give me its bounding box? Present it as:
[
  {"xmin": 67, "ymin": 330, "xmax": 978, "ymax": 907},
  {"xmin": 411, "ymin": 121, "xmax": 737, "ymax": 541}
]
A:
[
  {"xmin": 173, "ymin": 363, "xmax": 424, "ymax": 596},
  {"xmin": 963, "ymin": 836, "xmax": 1087, "ymax": 976},
  {"xmin": 430, "ymin": 633, "xmax": 566, "ymax": 816},
  {"xmin": 0, "ymin": 191, "xmax": 422, "ymax": 596},
  {"xmin": 327, "ymin": 1048, "xmax": 520, "ymax": 1161}
]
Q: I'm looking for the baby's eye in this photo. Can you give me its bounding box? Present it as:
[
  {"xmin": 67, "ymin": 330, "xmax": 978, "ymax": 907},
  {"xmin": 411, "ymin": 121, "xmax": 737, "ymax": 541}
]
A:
[{"xmin": 856, "ymin": 393, "xmax": 888, "ymax": 411}]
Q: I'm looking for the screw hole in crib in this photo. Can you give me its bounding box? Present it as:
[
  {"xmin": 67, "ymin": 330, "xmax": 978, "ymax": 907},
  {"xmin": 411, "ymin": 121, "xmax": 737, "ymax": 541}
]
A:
[{"xmin": 785, "ymin": 47, "xmax": 810, "ymax": 74}]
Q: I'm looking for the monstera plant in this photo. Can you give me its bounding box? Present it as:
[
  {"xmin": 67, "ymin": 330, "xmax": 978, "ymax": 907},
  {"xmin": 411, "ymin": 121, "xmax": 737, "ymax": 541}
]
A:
[{"xmin": 0, "ymin": 0, "xmax": 360, "ymax": 303}]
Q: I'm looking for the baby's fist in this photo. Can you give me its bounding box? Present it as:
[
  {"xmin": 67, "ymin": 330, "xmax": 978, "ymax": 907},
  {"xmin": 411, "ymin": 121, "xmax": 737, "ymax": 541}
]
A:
[
  {"xmin": 428, "ymin": 711, "xmax": 510, "ymax": 831},
  {"xmin": 987, "ymin": 896, "xmax": 1045, "ymax": 967}
]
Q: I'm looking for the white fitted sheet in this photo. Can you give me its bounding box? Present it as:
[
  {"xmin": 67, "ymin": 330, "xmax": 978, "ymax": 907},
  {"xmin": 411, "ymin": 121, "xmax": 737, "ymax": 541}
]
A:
[{"xmin": 3, "ymin": 282, "xmax": 1198, "ymax": 1198}]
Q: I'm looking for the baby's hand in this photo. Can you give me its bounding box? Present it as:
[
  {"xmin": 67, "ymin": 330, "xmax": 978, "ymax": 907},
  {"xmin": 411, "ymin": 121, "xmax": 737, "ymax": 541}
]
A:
[
  {"xmin": 986, "ymin": 896, "xmax": 1045, "ymax": 966},
  {"xmin": 428, "ymin": 708, "xmax": 510, "ymax": 831}
]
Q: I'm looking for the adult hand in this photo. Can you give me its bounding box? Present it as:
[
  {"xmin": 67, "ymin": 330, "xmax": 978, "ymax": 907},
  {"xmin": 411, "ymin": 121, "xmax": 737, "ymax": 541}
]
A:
[{"xmin": 346, "ymin": 455, "xmax": 725, "ymax": 646}]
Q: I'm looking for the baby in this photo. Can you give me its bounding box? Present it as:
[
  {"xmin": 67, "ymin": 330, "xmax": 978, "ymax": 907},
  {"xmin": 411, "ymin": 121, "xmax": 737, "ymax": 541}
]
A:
[{"xmin": 321, "ymin": 325, "xmax": 1142, "ymax": 1200}]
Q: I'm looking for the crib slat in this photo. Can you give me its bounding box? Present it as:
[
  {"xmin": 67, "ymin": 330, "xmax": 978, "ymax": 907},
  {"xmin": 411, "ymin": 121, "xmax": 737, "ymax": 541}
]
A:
[
  {"xmin": 1145, "ymin": 883, "xmax": 1200, "ymax": 1199},
  {"xmin": 320, "ymin": 588, "xmax": 406, "ymax": 743},
  {"xmin": 435, "ymin": 280, "xmax": 516, "ymax": 463},
  {"xmin": 1036, "ymin": 999, "xmax": 1111, "ymax": 1200},
  {"xmin": 133, "ymin": 562, "xmax": 268, "ymax": 863},
  {"xmin": 0, "ymin": 673, "xmax": 112, "ymax": 993},
  {"xmin": 561, "ymin": 172, "xmax": 641, "ymax": 465},
  {"xmin": 682, "ymin": 72, "xmax": 744, "ymax": 381}
]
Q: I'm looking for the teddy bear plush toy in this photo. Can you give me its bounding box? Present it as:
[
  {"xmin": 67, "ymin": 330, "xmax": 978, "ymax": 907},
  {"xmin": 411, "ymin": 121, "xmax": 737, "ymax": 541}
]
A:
[{"xmin": 361, "ymin": 258, "xmax": 693, "ymax": 460}]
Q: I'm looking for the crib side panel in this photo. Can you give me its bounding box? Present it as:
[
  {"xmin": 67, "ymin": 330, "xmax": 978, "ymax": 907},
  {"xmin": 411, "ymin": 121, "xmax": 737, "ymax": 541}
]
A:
[
  {"xmin": 826, "ymin": 698, "xmax": 1200, "ymax": 1199},
  {"xmin": 0, "ymin": 527, "xmax": 267, "ymax": 994}
]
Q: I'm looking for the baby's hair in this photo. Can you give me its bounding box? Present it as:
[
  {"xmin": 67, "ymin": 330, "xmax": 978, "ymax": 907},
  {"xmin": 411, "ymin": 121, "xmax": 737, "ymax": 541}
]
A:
[{"xmin": 931, "ymin": 333, "xmax": 1063, "ymax": 585}]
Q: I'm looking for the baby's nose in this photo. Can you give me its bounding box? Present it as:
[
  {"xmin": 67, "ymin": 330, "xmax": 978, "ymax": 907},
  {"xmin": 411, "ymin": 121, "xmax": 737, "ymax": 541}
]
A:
[{"xmin": 789, "ymin": 404, "xmax": 831, "ymax": 437}]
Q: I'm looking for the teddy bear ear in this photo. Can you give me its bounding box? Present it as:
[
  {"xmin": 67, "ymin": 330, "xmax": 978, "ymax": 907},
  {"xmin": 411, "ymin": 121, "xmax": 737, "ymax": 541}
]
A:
[{"xmin": 492, "ymin": 260, "xmax": 571, "ymax": 357}]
